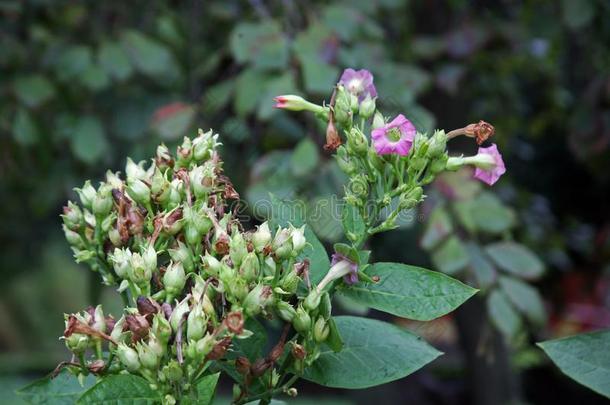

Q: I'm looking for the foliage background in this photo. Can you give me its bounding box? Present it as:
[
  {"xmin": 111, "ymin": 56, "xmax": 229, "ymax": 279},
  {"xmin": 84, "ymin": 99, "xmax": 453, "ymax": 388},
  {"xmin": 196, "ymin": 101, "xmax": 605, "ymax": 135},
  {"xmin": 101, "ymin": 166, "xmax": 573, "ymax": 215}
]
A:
[{"xmin": 1, "ymin": 0, "xmax": 609, "ymax": 403}]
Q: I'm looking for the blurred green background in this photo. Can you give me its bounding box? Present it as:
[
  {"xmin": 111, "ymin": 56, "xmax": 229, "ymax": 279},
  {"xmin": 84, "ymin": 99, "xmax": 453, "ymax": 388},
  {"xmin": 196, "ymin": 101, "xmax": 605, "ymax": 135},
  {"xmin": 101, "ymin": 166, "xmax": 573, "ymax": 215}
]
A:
[{"xmin": 1, "ymin": 0, "xmax": 610, "ymax": 403}]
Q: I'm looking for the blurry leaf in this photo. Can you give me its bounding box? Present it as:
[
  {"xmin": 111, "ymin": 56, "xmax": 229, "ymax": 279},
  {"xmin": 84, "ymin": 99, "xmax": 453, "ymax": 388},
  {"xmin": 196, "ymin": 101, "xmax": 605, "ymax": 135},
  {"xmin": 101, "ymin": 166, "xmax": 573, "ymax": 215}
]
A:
[
  {"xmin": 538, "ymin": 329, "xmax": 610, "ymax": 399},
  {"xmin": 14, "ymin": 75, "xmax": 55, "ymax": 107},
  {"xmin": 342, "ymin": 204, "xmax": 365, "ymax": 243},
  {"xmin": 562, "ymin": 0, "xmax": 594, "ymax": 30},
  {"xmin": 234, "ymin": 70, "xmax": 271, "ymax": 117},
  {"xmin": 465, "ymin": 242, "xmax": 496, "ymax": 289},
  {"xmin": 499, "ymin": 276, "xmax": 546, "ymax": 326},
  {"xmin": 202, "ymin": 80, "xmax": 234, "ymax": 115},
  {"xmin": 12, "ymin": 109, "xmax": 39, "ymax": 146},
  {"xmin": 452, "ymin": 200, "xmax": 477, "ymax": 234},
  {"xmin": 112, "ymin": 100, "xmax": 156, "ymax": 141},
  {"xmin": 487, "ymin": 290, "xmax": 522, "ymax": 339},
  {"xmin": 230, "ymin": 22, "xmax": 289, "ymax": 69},
  {"xmin": 55, "ymin": 45, "xmax": 92, "ymax": 81},
  {"xmin": 431, "ymin": 236, "xmax": 469, "ymax": 275},
  {"xmin": 80, "ymin": 65, "xmax": 109, "ymax": 91},
  {"xmin": 412, "ymin": 36, "xmax": 447, "ymax": 60},
  {"xmin": 70, "ymin": 116, "xmax": 109, "ymax": 164},
  {"xmin": 301, "ymin": 60, "xmax": 340, "ymax": 94},
  {"xmin": 303, "ymin": 316, "xmax": 441, "ymax": 388},
  {"xmin": 222, "ymin": 118, "xmax": 250, "ymax": 142},
  {"xmin": 337, "ymin": 262, "xmax": 477, "ymax": 321},
  {"xmin": 293, "ymin": 24, "xmax": 340, "ymax": 93},
  {"xmin": 420, "ymin": 205, "xmax": 452, "ymax": 250},
  {"xmin": 17, "ymin": 369, "xmax": 95, "ymax": 404},
  {"xmin": 182, "ymin": 373, "xmax": 220, "ymax": 405},
  {"xmin": 121, "ymin": 30, "xmax": 177, "ymax": 79},
  {"xmin": 76, "ymin": 374, "xmax": 160, "ymax": 404},
  {"xmin": 151, "ymin": 102, "xmax": 195, "ymax": 141},
  {"xmin": 308, "ymin": 195, "xmax": 343, "ymax": 242},
  {"xmin": 469, "ymin": 192, "xmax": 515, "ymax": 234},
  {"xmin": 436, "ymin": 169, "xmax": 481, "ymax": 200},
  {"xmin": 98, "ymin": 41, "xmax": 133, "ymax": 81},
  {"xmin": 291, "ymin": 138, "xmax": 319, "ymax": 177},
  {"xmin": 485, "ymin": 242, "xmax": 544, "ymax": 279}
]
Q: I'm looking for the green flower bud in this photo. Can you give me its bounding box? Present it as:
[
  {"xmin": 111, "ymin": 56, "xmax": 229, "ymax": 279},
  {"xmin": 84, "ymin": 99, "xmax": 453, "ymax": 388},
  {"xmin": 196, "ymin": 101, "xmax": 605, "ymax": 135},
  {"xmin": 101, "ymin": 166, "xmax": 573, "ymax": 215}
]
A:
[
  {"xmin": 272, "ymin": 228, "xmax": 293, "ymax": 260},
  {"xmin": 137, "ymin": 341, "xmax": 160, "ymax": 370},
  {"xmin": 252, "ymin": 222, "xmax": 271, "ymax": 252},
  {"xmin": 427, "ymin": 130, "xmax": 447, "ymax": 157},
  {"xmin": 91, "ymin": 305, "xmax": 106, "ymax": 334},
  {"xmin": 372, "ymin": 111, "xmax": 385, "ymax": 130},
  {"xmin": 304, "ymin": 290, "xmax": 321, "ymax": 312},
  {"xmin": 189, "ymin": 163, "xmax": 215, "ymax": 199},
  {"xmin": 167, "ymin": 179, "xmax": 183, "ymax": 209},
  {"xmin": 290, "ymin": 225, "xmax": 306, "ymax": 255},
  {"xmin": 116, "ymin": 343, "xmax": 141, "ymax": 372},
  {"xmin": 163, "ymin": 262, "xmax": 186, "ymax": 299},
  {"xmin": 193, "ymin": 204, "xmax": 213, "ymax": 235},
  {"xmin": 125, "ymin": 158, "xmax": 148, "ymax": 182},
  {"xmin": 428, "ymin": 154, "xmax": 448, "ymax": 175},
  {"xmin": 239, "ymin": 252, "xmax": 260, "ymax": 282},
  {"xmin": 108, "ymin": 228, "xmax": 121, "ymax": 247},
  {"xmin": 152, "ymin": 313, "xmax": 172, "ymax": 343},
  {"xmin": 105, "ymin": 170, "xmax": 123, "ymax": 190},
  {"xmin": 63, "ymin": 225, "xmax": 85, "ymax": 249},
  {"xmin": 334, "ymin": 86, "xmax": 352, "ymax": 126},
  {"xmin": 227, "ymin": 278, "xmax": 249, "ymax": 303},
  {"xmin": 349, "ymin": 93, "xmax": 359, "ymax": 113},
  {"xmin": 335, "ymin": 146, "xmax": 358, "ymax": 175},
  {"xmin": 110, "ymin": 316, "xmax": 127, "ymax": 343},
  {"xmin": 263, "ymin": 256, "xmax": 276, "ymax": 277},
  {"xmin": 168, "ymin": 241, "xmax": 194, "ymax": 273},
  {"xmin": 142, "ymin": 244, "xmax": 157, "ymax": 273},
  {"xmin": 230, "ymin": 232, "xmax": 248, "ymax": 267},
  {"xmin": 92, "ymin": 184, "xmax": 113, "ymax": 217},
  {"xmin": 399, "ymin": 186, "xmax": 423, "ymax": 210},
  {"xmin": 129, "ymin": 252, "xmax": 152, "ymax": 286},
  {"xmin": 193, "ymin": 129, "xmax": 219, "ymax": 162},
  {"xmin": 201, "ymin": 253, "xmax": 221, "ymax": 277},
  {"xmin": 176, "ymin": 137, "xmax": 193, "ymax": 168},
  {"xmin": 292, "ymin": 305, "xmax": 311, "ymax": 335},
  {"xmin": 156, "ymin": 143, "xmax": 173, "ymax": 170},
  {"xmin": 62, "ymin": 201, "xmax": 83, "ymax": 230},
  {"xmin": 195, "ymin": 334, "xmax": 215, "ymax": 358},
  {"xmin": 64, "ymin": 333, "xmax": 89, "ymax": 354},
  {"xmin": 101, "ymin": 214, "xmax": 115, "ymax": 233},
  {"xmin": 185, "ymin": 224, "xmax": 201, "ymax": 246},
  {"xmin": 359, "ymin": 95, "xmax": 376, "ymax": 119},
  {"xmin": 276, "ymin": 301, "xmax": 297, "ymax": 322},
  {"xmin": 346, "ymin": 128, "xmax": 368, "ymax": 156},
  {"xmin": 127, "ymin": 179, "xmax": 151, "ymax": 206},
  {"xmin": 187, "ymin": 303, "xmax": 207, "ymax": 341},
  {"xmin": 280, "ymin": 268, "xmax": 300, "ymax": 294},
  {"xmin": 75, "ymin": 180, "xmax": 96, "ymax": 210},
  {"xmin": 162, "ymin": 360, "xmax": 183, "ymax": 382},
  {"xmin": 170, "ymin": 297, "xmax": 190, "ymax": 333},
  {"xmin": 319, "ymin": 292, "xmax": 332, "ymax": 320},
  {"xmin": 110, "ymin": 248, "xmax": 131, "ymax": 279},
  {"xmin": 243, "ymin": 284, "xmax": 273, "ymax": 316},
  {"xmin": 313, "ymin": 317, "xmax": 330, "ymax": 343}
]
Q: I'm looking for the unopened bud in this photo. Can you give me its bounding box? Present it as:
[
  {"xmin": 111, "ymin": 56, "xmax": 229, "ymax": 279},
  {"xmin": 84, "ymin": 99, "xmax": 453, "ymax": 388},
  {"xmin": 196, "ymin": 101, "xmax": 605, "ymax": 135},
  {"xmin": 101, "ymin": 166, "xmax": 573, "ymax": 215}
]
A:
[
  {"xmin": 239, "ymin": 252, "xmax": 260, "ymax": 282},
  {"xmin": 230, "ymin": 232, "xmax": 248, "ymax": 267},
  {"xmin": 169, "ymin": 297, "xmax": 190, "ymax": 333},
  {"xmin": 252, "ymin": 222, "xmax": 272, "ymax": 252},
  {"xmin": 243, "ymin": 285, "xmax": 273, "ymax": 316},
  {"xmin": 304, "ymin": 290, "xmax": 321, "ymax": 312},
  {"xmin": 168, "ymin": 242, "xmax": 194, "ymax": 273},
  {"xmin": 201, "ymin": 253, "xmax": 221, "ymax": 277},
  {"xmin": 116, "ymin": 343, "xmax": 141, "ymax": 372},
  {"xmin": 313, "ymin": 317, "xmax": 330, "ymax": 342},
  {"xmin": 163, "ymin": 262, "xmax": 186, "ymax": 300},
  {"xmin": 372, "ymin": 111, "xmax": 385, "ymax": 130},
  {"xmin": 152, "ymin": 313, "xmax": 172, "ymax": 343},
  {"xmin": 127, "ymin": 179, "xmax": 151, "ymax": 206},
  {"xmin": 290, "ymin": 225, "xmax": 307, "ymax": 255},
  {"xmin": 276, "ymin": 301, "xmax": 297, "ymax": 322},
  {"xmin": 75, "ymin": 181, "xmax": 96, "ymax": 210},
  {"xmin": 358, "ymin": 95, "xmax": 376, "ymax": 119},
  {"xmin": 292, "ymin": 305, "xmax": 311, "ymax": 335},
  {"xmin": 186, "ymin": 303, "xmax": 207, "ymax": 341}
]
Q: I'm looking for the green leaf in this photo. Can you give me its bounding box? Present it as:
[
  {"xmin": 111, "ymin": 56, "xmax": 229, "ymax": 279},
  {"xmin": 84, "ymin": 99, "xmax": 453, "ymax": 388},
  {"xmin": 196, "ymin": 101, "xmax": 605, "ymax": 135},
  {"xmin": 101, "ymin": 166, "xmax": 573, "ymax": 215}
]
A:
[
  {"xmin": 337, "ymin": 262, "xmax": 477, "ymax": 321},
  {"xmin": 183, "ymin": 373, "xmax": 220, "ymax": 405},
  {"xmin": 303, "ymin": 316, "xmax": 441, "ymax": 388},
  {"xmin": 80, "ymin": 65, "xmax": 110, "ymax": 91},
  {"xmin": 12, "ymin": 108, "xmax": 39, "ymax": 146},
  {"xmin": 151, "ymin": 103, "xmax": 195, "ymax": 141},
  {"xmin": 55, "ymin": 46, "xmax": 93, "ymax": 82},
  {"xmin": 98, "ymin": 41, "xmax": 133, "ymax": 81},
  {"xmin": 538, "ymin": 329, "xmax": 610, "ymax": 399},
  {"xmin": 234, "ymin": 70, "xmax": 272, "ymax": 117},
  {"xmin": 465, "ymin": 242, "xmax": 496, "ymax": 289},
  {"xmin": 342, "ymin": 204, "xmax": 365, "ymax": 243},
  {"xmin": 487, "ymin": 290, "xmax": 522, "ymax": 339},
  {"xmin": 469, "ymin": 192, "xmax": 515, "ymax": 234},
  {"xmin": 70, "ymin": 116, "xmax": 109, "ymax": 164},
  {"xmin": 562, "ymin": 0, "xmax": 594, "ymax": 30},
  {"xmin": 431, "ymin": 236, "xmax": 469, "ymax": 275},
  {"xmin": 16, "ymin": 369, "xmax": 95, "ymax": 404},
  {"xmin": 499, "ymin": 276, "xmax": 546, "ymax": 326},
  {"xmin": 231, "ymin": 318, "xmax": 267, "ymax": 361},
  {"xmin": 307, "ymin": 195, "xmax": 343, "ymax": 243},
  {"xmin": 230, "ymin": 22, "xmax": 289, "ymax": 69},
  {"xmin": 76, "ymin": 374, "xmax": 160, "ymax": 404},
  {"xmin": 14, "ymin": 75, "xmax": 55, "ymax": 107},
  {"xmin": 290, "ymin": 138, "xmax": 319, "ymax": 177},
  {"xmin": 420, "ymin": 206, "xmax": 452, "ymax": 250},
  {"xmin": 325, "ymin": 317, "xmax": 344, "ymax": 352},
  {"xmin": 485, "ymin": 242, "xmax": 544, "ymax": 280},
  {"xmin": 121, "ymin": 30, "xmax": 177, "ymax": 79}
]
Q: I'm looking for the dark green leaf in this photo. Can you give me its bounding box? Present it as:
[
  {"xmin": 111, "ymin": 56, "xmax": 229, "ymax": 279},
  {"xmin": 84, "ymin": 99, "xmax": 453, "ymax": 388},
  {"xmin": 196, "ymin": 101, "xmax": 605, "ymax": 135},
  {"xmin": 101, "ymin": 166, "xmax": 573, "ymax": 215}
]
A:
[
  {"xmin": 80, "ymin": 65, "xmax": 110, "ymax": 91},
  {"xmin": 13, "ymin": 108, "xmax": 39, "ymax": 146},
  {"xmin": 342, "ymin": 204, "xmax": 365, "ymax": 243},
  {"xmin": 325, "ymin": 317, "xmax": 344, "ymax": 352},
  {"xmin": 231, "ymin": 318, "xmax": 267, "ymax": 361},
  {"xmin": 14, "ymin": 75, "xmax": 55, "ymax": 107},
  {"xmin": 17, "ymin": 370, "xmax": 95, "ymax": 405},
  {"xmin": 538, "ymin": 329, "xmax": 610, "ymax": 399},
  {"xmin": 307, "ymin": 195, "xmax": 342, "ymax": 243},
  {"xmin": 230, "ymin": 22, "xmax": 289, "ymax": 69},
  {"xmin": 234, "ymin": 70, "xmax": 271, "ymax": 117},
  {"xmin": 485, "ymin": 242, "xmax": 544, "ymax": 279},
  {"xmin": 76, "ymin": 374, "xmax": 160, "ymax": 404},
  {"xmin": 337, "ymin": 262, "xmax": 477, "ymax": 321},
  {"xmin": 98, "ymin": 41, "xmax": 133, "ymax": 81},
  {"xmin": 151, "ymin": 103, "xmax": 195, "ymax": 141},
  {"xmin": 183, "ymin": 373, "xmax": 220, "ymax": 405},
  {"xmin": 487, "ymin": 290, "xmax": 522, "ymax": 339},
  {"xmin": 431, "ymin": 236, "xmax": 469, "ymax": 275},
  {"xmin": 70, "ymin": 116, "xmax": 109, "ymax": 164},
  {"xmin": 290, "ymin": 138, "xmax": 319, "ymax": 177},
  {"xmin": 499, "ymin": 276, "xmax": 546, "ymax": 326},
  {"xmin": 303, "ymin": 316, "xmax": 441, "ymax": 388},
  {"xmin": 55, "ymin": 46, "xmax": 92, "ymax": 82},
  {"xmin": 121, "ymin": 30, "xmax": 177, "ymax": 79}
]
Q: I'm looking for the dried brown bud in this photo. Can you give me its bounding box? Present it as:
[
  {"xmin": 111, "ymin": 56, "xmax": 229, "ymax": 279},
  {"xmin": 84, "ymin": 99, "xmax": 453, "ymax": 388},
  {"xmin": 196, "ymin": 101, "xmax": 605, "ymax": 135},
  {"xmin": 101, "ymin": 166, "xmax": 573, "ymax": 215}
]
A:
[
  {"xmin": 137, "ymin": 296, "xmax": 161, "ymax": 319},
  {"xmin": 125, "ymin": 314, "xmax": 150, "ymax": 343},
  {"xmin": 235, "ymin": 356, "xmax": 251, "ymax": 375},
  {"xmin": 291, "ymin": 343, "xmax": 307, "ymax": 360},
  {"xmin": 324, "ymin": 119, "xmax": 341, "ymax": 151},
  {"xmin": 63, "ymin": 315, "xmax": 116, "ymax": 344},
  {"xmin": 214, "ymin": 234, "xmax": 230, "ymax": 256},
  {"xmin": 465, "ymin": 120, "xmax": 495, "ymax": 145},
  {"xmin": 206, "ymin": 336, "xmax": 232, "ymax": 360},
  {"xmin": 294, "ymin": 259, "xmax": 310, "ymax": 277},
  {"xmin": 224, "ymin": 311, "xmax": 244, "ymax": 335},
  {"xmin": 88, "ymin": 359, "xmax": 106, "ymax": 374}
]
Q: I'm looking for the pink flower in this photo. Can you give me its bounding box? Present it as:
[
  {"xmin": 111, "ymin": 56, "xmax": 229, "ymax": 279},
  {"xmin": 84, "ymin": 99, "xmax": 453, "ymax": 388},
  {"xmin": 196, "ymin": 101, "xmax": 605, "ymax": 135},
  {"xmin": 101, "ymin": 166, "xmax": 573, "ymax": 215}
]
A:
[
  {"xmin": 473, "ymin": 144, "xmax": 506, "ymax": 185},
  {"xmin": 339, "ymin": 68, "xmax": 377, "ymax": 102},
  {"xmin": 371, "ymin": 114, "xmax": 416, "ymax": 156},
  {"xmin": 330, "ymin": 253, "xmax": 359, "ymax": 285}
]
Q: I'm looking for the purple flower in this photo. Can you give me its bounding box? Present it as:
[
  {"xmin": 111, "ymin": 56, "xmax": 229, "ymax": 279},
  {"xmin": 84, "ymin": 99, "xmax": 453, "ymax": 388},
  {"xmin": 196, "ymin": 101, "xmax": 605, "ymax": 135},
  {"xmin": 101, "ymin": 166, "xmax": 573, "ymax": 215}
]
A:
[
  {"xmin": 339, "ymin": 68, "xmax": 377, "ymax": 102},
  {"xmin": 330, "ymin": 253, "xmax": 359, "ymax": 285},
  {"xmin": 371, "ymin": 114, "xmax": 416, "ymax": 156},
  {"xmin": 473, "ymin": 144, "xmax": 506, "ymax": 185}
]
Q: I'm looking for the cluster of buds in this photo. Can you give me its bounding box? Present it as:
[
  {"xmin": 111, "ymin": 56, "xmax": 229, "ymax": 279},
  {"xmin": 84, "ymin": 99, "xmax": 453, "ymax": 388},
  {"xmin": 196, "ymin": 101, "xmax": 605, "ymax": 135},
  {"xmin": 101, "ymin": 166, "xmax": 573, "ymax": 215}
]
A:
[
  {"xmin": 60, "ymin": 130, "xmax": 338, "ymax": 403},
  {"xmin": 275, "ymin": 68, "xmax": 507, "ymax": 247}
]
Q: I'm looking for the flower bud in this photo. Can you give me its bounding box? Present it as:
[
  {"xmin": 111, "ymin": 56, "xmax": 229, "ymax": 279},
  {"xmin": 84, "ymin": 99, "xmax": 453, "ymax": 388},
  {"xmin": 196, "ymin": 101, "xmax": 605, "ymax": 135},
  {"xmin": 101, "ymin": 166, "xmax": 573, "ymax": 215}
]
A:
[
  {"xmin": 63, "ymin": 225, "xmax": 85, "ymax": 249},
  {"xmin": 196, "ymin": 334, "xmax": 215, "ymax": 358},
  {"xmin": 127, "ymin": 179, "xmax": 151, "ymax": 207},
  {"xmin": 142, "ymin": 244, "xmax": 157, "ymax": 273},
  {"xmin": 170, "ymin": 297, "xmax": 190, "ymax": 333},
  {"xmin": 243, "ymin": 284, "xmax": 273, "ymax": 316},
  {"xmin": 272, "ymin": 228, "xmax": 293, "ymax": 260},
  {"xmin": 92, "ymin": 185, "xmax": 113, "ymax": 217},
  {"xmin": 110, "ymin": 248, "xmax": 132, "ymax": 279},
  {"xmin": 313, "ymin": 317, "xmax": 330, "ymax": 343},
  {"xmin": 152, "ymin": 313, "xmax": 172, "ymax": 343},
  {"xmin": 276, "ymin": 301, "xmax": 297, "ymax": 322},
  {"xmin": 427, "ymin": 130, "xmax": 447, "ymax": 158},
  {"xmin": 192, "ymin": 205, "xmax": 213, "ymax": 235},
  {"xmin": 62, "ymin": 201, "xmax": 83, "ymax": 230},
  {"xmin": 201, "ymin": 253, "xmax": 221, "ymax": 277},
  {"xmin": 167, "ymin": 179, "xmax": 183, "ymax": 209},
  {"xmin": 105, "ymin": 170, "xmax": 123, "ymax": 190},
  {"xmin": 273, "ymin": 95, "xmax": 325, "ymax": 113},
  {"xmin": 239, "ymin": 252, "xmax": 260, "ymax": 282},
  {"xmin": 150, "ymin": 167, "xmax": 170, "ymax": 202},
  {"xmin": 156, "ymin": 143, "xmax": 173, "ymax": 170},
  {"xmin": 290, "ymin": 225, "xmax": 306, "ymax": 255},
  {"xmin": 168, "ymin": 242, "xmax": 194, "ymax": 273},
  {"xmin": 176, "ymin": 137, "xmax": 193, "ymax": 167},
  {"xmin": 75, "ymin": 180, "xmax": 96, "ymax": 210},
  {"xmin": 346, "ymin": 128, "xmax": 368, "ymax": 156},
  {"xmin": 185, "ymin": 224, "xmax": 201, "ymax": 247},
  {"xmin": 116, "ymin": 343, "xmax": 141, "ymax": 372},
  {"xmin": 319, "ymin": 292, "xmax": 332, "ymax": 320},
  {"xmin": 428, "ymin": 154, "xmax": 448, "ymax": 175},
  {"xmin": 399, "ymin": 186, "xmax": 423, "ymax": 210},
  {"xmin": 125, "ymin": 158, "xmax": 148, "ymax": 182},
  {"xmin": 64, "ymin": 333, "xmax": 89, "ymax": 354},
  {"xmin": 304, "ymin": 290, "xmax": 321, "ymax": 312},
  {"xmin": 252, "ymin": 222, "xmax": 271, "ymax": 252},
  {"xmin": 333, "ymin": 86, "xmax": 351, "ymax": 126},
  {"xmin": 162, "ymin": 360, "xmax": 183, "ymax": 382},
  {"xmin": 91, "ymin": 305, "xmax": 106, "ymax": 334},
  {"xmin": 189, "ymin": 163, "xmax": 215, "ymax": 199},
  {"xmin": 230, "ymin": 232, "xmax": 248, "ymax": 267},
  {"xmin": 335, "ymin": 146, "xmax": 357, "ymax": 175},
  {"xmin": 186, "ymin": 303, "xmax": 207, "ymax": 341},
  {"xmin": 129, "ymin": 253, "xmax": 152, "ymax": 286},
  {"xmin": 280, "ymin": 268, "xmax": 300, "ymax": 294},
  {"xmin": 358, "ymin": 95, "xmax": 376, "ymax": 119},
  {"xmin": 163, "ymin": 262, "xmax": 186, "ymax": 300},
  {"xmin": 292, "ymin": 305, "xmax": 311, "ymax": 335},
  {"xmin": 372, "ymin": 111, "xmax": 385, "ymax": 130},
  {"xmin": 162, "ymin": 208, "xmax": 183, "ymax": 235},
  {"xmin": 110, "ymin": 315, "xmax": 127, "ymax": 343},
  {"xmin": 137, "ymin": 341, "xmax": 160, "ymax": 370},
  {"xmin": 193, "ymin": 129, "xmax": 220, "ymax": 162}
]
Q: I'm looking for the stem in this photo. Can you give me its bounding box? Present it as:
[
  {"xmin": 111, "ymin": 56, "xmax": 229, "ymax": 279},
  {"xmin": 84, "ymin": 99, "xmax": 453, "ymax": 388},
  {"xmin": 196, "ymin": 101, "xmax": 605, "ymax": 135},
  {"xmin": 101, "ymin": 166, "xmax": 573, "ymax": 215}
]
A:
[{"xmin": 235, "ymin": 374, "xmax": 300, "ymax": 405}]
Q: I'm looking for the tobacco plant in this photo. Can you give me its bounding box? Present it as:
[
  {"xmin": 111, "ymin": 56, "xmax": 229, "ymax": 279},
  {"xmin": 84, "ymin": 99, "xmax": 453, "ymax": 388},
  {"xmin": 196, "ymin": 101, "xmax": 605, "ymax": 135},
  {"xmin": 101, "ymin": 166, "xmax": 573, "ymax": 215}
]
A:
[{"xmin": 18, "ymin": 68, "xmax": 508, "ymax": 404}]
